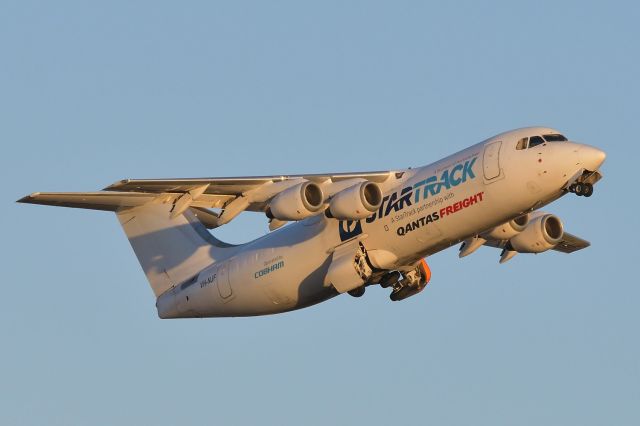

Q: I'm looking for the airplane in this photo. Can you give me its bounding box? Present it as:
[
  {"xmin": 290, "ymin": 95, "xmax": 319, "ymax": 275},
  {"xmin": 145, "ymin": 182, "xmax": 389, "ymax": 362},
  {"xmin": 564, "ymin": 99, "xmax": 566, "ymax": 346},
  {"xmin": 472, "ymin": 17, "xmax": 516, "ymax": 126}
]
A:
[{"xmin": 18, "ymin": 127, "xmax": 606, "ymax": 318}]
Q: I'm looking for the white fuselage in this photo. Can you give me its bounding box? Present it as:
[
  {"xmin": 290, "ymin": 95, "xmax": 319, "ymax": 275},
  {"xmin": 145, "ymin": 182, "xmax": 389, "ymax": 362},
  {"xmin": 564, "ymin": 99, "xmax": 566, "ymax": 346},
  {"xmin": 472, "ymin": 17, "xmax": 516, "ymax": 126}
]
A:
[{"xmin": 157, "ymin": 128, "xmax": 603, "ymax": 318}]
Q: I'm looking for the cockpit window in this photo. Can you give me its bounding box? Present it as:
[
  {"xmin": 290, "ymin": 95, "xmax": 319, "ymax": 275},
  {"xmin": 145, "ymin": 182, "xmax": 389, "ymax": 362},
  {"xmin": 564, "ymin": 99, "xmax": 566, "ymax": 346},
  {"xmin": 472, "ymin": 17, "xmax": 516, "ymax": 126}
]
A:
[
  {"xmin": 516, "ymin": 137, "xmax": 528, "ymax": 150},
  {"xmin": 543, "ymin": 134, "xmax": 568, "ymax": 142},
  {"xmin": 528, "ymin": 136, "xmax": 545, "ymax": 148},
  {"xmin": 516, "ymin": 134, "xmax": 560, "ymax": 150}
]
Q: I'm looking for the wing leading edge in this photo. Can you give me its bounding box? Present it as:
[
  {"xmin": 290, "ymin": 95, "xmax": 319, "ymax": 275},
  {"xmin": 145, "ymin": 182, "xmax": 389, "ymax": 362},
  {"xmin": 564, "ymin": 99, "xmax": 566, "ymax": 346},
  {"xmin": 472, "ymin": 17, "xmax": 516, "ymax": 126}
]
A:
[{"xmin": 104, "ymin": 171, "xmax": 394, "ymax": 195}]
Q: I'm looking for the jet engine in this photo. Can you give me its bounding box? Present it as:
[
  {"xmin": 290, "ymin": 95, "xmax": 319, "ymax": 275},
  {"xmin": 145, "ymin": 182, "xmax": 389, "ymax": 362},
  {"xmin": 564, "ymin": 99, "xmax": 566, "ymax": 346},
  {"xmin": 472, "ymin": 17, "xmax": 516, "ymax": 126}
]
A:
[
  {"xmin": 326, "ymin": 182, "xmax": 383, "ymax": 220},
  {"xmin": 267, "ymin": 181, "xmax": 325, "ymax": 221},
  {"xmin": 483, "ymin": 214, "xmax": 530, "ymax": 240},
  {"xmin": 509, "ymin": 214, "xmax": 564, "ymax": 253}
]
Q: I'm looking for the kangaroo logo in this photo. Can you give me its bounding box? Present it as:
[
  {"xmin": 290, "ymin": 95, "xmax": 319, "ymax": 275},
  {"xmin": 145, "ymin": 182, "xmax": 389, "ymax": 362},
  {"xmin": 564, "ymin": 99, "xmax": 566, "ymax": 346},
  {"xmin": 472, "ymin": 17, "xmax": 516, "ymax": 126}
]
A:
[{"xmin": 338, "ymin": 220, "xmax": 363, "ymax": 241}]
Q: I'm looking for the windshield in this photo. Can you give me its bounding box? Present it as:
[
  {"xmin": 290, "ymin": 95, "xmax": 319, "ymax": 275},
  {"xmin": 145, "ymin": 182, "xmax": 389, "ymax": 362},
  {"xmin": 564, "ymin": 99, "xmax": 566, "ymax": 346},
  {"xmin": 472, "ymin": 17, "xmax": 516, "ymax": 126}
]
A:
[
  {"xmin": 516, "ymin": 133, "xmax": 568, "ymax": 150},
  {"xmin": 528, "ymin": 136, "xmax": 545, "ymax": 148},
  {"xmin": 543, "ymin": 134, "xmax": 568, "ymax": 142}
]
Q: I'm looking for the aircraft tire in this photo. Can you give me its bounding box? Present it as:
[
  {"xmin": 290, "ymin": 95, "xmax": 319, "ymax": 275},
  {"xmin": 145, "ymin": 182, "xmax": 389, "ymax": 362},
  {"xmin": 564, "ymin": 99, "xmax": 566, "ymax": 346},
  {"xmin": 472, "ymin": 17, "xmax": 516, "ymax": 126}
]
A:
[
  {"xmin": 379, "ymin": 271, "xmax": 401, "ymax": 288},
  {"xmin": 348, "ymin": 286, "xmax": 366, "ymax": 298}
]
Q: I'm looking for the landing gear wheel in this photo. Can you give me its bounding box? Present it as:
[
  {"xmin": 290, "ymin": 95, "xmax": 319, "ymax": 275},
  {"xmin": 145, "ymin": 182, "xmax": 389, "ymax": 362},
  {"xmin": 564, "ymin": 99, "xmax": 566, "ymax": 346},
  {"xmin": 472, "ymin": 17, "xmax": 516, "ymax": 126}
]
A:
[
  {"xmin": 348, "ymin": 286, "xmax": 366, "ymax": 298},
  {"xmin": 379, "ymin": 271, "xmax": 401, "ymax": 289},
  {"xmin": 582, "ymin": 183, "xmax": 594, "ymax": 197},
  {"xmin": 574, "ymin": 182, "xmax": 585, "ymax": 196}
]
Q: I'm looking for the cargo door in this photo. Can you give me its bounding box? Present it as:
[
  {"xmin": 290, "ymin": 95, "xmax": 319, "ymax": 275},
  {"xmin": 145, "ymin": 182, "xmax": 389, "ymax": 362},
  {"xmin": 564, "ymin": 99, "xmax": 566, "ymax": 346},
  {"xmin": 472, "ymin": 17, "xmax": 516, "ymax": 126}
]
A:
[{"xmin": 483, "ymin": 141, "xmax": 502, "ymax": 181}]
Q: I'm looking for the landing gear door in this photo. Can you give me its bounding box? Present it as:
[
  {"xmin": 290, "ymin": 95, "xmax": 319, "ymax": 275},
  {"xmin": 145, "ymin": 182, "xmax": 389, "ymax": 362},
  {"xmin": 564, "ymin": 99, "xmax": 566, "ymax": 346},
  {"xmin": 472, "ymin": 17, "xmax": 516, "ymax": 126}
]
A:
[
  {"xmin": 483, "ymin": 141, "xmax": 503, "ymax": 182},
  {"xmin": 326, "ymin": 241, "xmax": 370, "ymax": 294}
]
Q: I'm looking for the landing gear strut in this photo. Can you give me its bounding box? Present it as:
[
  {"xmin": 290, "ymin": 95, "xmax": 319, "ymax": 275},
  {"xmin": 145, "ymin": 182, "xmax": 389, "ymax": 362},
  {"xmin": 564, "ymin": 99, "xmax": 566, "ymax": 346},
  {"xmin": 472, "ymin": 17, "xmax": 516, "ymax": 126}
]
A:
[{"xmin": 569, "ymin": 182, "xmax": 593, "ymax": 197}]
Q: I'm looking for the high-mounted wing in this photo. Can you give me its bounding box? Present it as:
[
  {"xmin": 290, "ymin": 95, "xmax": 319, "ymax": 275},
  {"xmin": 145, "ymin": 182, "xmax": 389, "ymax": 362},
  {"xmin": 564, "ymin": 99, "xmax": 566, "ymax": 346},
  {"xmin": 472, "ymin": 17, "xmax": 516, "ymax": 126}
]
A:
[
  {"xmin": 19, "ymin": 170, "xmax": 402, "ymax": 229},
  {"xmin": 103, "ymin": 171, "xmax": 398, "ymax": 226},
  {"xmin": 459, "ymin": 212, "xmax": 591, "ymax": 263},
  {"xmin": 104, "ymin": 171, "xmax": 394, "ymax": 196},
  {"xmin": 480, "ymin": 230, "xmax": 590, "ymax": 256}
]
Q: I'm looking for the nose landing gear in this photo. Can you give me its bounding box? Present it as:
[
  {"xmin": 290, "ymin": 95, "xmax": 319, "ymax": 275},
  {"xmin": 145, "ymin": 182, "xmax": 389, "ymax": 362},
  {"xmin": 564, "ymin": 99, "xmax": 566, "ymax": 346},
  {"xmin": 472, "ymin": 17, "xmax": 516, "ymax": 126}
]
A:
[{"xmin": 568, "ymin": 182, "xmax": 593, "ymax": 197}]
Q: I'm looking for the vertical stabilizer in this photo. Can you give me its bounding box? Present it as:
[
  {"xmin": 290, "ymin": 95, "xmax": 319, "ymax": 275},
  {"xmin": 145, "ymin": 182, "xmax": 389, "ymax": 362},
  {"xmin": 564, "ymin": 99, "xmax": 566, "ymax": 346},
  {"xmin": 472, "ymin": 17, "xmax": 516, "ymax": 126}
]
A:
[{"xmin": 117, "ymin": 203, "xmax": 236, "ymax": 297}]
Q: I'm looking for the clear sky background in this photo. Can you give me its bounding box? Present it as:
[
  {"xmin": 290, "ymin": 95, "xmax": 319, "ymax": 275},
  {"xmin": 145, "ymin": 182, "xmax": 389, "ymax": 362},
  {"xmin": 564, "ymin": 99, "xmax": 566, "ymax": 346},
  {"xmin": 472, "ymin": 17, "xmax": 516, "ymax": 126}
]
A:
[{"xmin": 1, "ymin": 1, "xmax": 638, "ymax": 425}]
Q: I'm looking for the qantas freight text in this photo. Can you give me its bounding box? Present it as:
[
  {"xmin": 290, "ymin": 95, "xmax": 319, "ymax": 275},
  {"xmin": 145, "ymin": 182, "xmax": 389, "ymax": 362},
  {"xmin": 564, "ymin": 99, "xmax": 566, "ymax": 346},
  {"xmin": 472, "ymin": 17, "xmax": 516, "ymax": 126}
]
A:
[{"xmin": 397, "ymin": 192, "xmax": 484, "ymax": 236}]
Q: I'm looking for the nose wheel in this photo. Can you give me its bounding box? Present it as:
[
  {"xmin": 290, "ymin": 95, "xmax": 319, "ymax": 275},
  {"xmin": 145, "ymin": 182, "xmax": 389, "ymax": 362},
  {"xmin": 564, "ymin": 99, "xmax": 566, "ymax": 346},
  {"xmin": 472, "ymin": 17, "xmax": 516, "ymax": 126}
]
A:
[{"xmin": 569, "ymin": 182, "xmax": 593, "ymax": 197}]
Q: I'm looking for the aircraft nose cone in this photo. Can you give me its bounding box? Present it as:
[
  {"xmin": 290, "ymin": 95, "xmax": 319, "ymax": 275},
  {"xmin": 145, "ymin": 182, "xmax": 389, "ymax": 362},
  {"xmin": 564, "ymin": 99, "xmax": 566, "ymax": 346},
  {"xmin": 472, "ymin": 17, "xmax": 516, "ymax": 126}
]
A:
[{"xmin": 580, "ymin": 145, "xmax": 606, "ymax": 170}]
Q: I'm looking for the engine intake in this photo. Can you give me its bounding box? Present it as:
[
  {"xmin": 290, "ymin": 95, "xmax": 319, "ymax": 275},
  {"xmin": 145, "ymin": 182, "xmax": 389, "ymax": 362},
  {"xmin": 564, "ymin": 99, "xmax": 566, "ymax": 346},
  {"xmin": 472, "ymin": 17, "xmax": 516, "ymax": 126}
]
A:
[
  {"xmin": 267, "ymin": 181, "xmax": 324, "ymax": 221},
  {"xmin": 509, "ymin": 214, "xmax": 564, "ymax": 253},
  {"xmin": 326, "ymin": 182, "xmax": 383, "ymax": 220},
  {"xmin": 484, "ymin": 214, "xmax": 530, "ymax": 240}
]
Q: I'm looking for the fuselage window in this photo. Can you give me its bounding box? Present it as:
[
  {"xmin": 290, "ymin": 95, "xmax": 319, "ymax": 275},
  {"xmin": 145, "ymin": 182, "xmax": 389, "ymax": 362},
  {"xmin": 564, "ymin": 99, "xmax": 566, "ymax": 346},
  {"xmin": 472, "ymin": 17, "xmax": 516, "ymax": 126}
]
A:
[
  {"xmin": 516, "ymin": 137, "xmax": 528, "ymax": 150},
  {"xmin": 543, "ymin": 134, "xmax": 568, "ymax": 142},
  {"xmin": 528, "ymin": 136, "xmax": 545, "ymax": 148}
]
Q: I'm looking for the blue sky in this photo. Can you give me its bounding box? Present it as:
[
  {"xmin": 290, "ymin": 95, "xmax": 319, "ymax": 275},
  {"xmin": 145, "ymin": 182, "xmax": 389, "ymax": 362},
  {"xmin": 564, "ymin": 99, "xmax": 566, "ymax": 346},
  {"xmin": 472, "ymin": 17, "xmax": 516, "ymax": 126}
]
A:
[{"xmin": 1, "ymin": 1, "xmax": 638, "ymax": 425}]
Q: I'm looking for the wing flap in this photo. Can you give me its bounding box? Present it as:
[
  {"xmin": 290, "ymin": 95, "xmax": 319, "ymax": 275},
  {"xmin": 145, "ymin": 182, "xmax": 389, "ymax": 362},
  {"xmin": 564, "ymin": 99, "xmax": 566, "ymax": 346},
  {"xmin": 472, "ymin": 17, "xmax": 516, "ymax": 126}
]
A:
[{"xmin": 105, "ymin": 177, "xmax": 275, "ymax": 195}]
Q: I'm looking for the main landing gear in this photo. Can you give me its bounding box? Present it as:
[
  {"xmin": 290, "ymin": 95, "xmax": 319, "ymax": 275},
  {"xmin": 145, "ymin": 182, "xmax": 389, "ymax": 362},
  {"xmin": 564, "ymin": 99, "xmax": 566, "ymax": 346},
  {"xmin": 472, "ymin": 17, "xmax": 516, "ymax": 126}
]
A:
[
  {"xmin": 345, "ymin": 252, "xmax": 430, "ymax": 302},
  {"xmin": 568, "ymin": 182, "xmax": 593, "ymax": 197}
]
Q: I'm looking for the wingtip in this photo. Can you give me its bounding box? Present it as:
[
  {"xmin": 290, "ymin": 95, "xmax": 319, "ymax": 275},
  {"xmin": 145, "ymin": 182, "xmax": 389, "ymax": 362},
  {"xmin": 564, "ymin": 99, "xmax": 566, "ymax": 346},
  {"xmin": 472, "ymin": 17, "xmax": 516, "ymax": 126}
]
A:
[
  {"xmin": 16, "ymin": 193, "xmax": 40, "ymax": 203},
  {"xmin": 103, "ymin": 179, "xmax": 131, "ymax": 191}
]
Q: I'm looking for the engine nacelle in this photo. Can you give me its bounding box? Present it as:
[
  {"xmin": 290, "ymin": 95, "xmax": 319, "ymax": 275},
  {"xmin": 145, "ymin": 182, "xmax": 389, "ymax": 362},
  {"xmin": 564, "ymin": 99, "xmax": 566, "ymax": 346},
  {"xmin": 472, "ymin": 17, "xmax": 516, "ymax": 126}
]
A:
[
  {"xmin": 483, "ymin": 214, "xmax": 530, "ymax": 240},
  {"xmin": 327, "ymin": 182, "xmax": 383, "ymax": 220},
  {"xmin": 509, "ymin": 214, "xmax": 564, "ymax": 253},
  {"xmin": 267, "ymin": 181, "xmax": 324, "ymax": 221}
]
